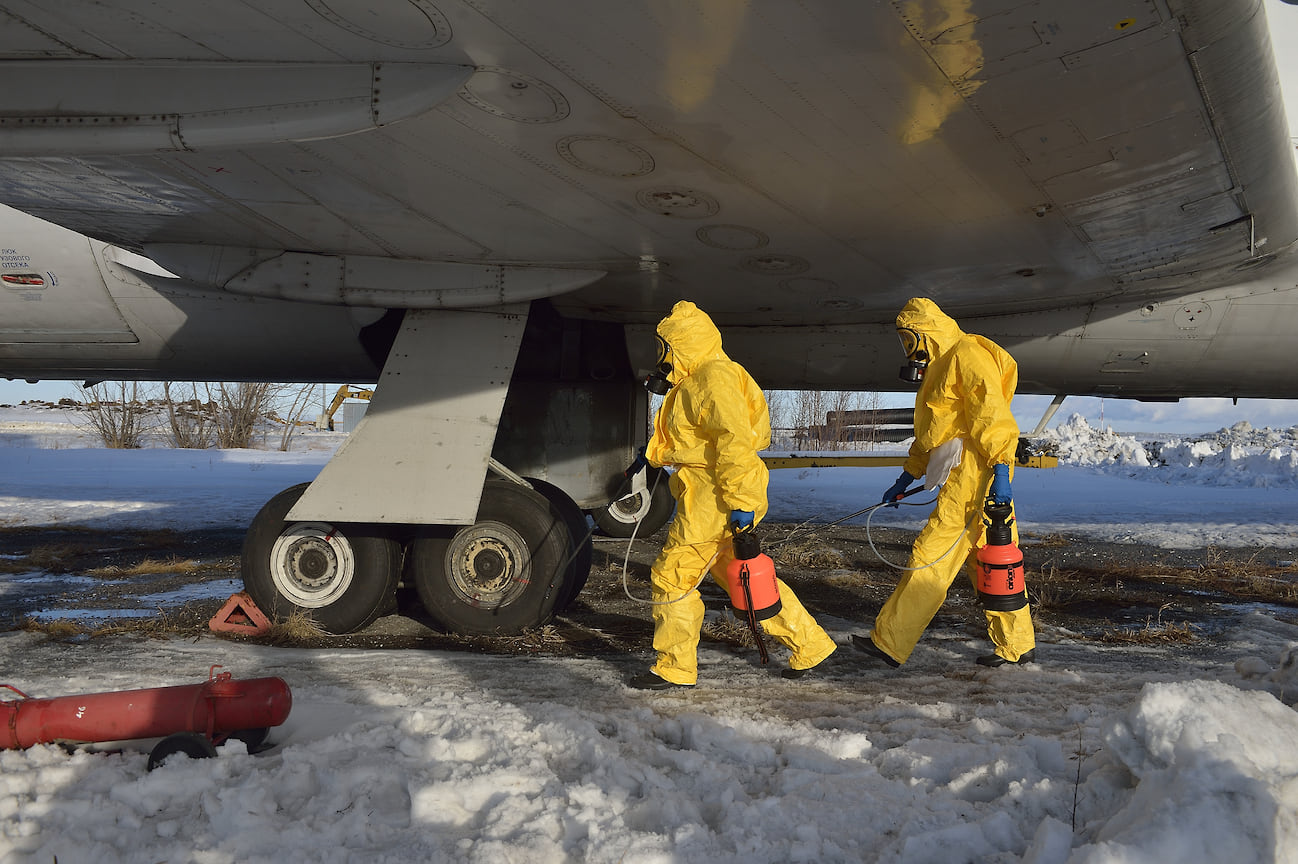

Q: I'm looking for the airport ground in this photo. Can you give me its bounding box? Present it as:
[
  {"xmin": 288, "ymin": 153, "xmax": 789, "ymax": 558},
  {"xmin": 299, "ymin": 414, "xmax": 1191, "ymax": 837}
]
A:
[{"xmin": 1, "ymin": 523, "xmax": 1293, "ymax": 666}]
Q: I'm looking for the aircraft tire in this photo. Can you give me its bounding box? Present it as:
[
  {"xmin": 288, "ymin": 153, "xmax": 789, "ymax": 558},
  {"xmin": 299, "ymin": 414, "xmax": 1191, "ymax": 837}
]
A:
[
  {"xmin": 591, "ymin": 467, "xmax": 675, "ymax": 538},
  {"xmin": 410, "ymin": 479, "xmax": 569, "ymax": 635},
  {"xmin": 523, "ymin": 477, "xmax": 593, "ymax": 614},
  {"xmin": 241, "ymin": 483, "xmax": 402, "ymax": 635}
]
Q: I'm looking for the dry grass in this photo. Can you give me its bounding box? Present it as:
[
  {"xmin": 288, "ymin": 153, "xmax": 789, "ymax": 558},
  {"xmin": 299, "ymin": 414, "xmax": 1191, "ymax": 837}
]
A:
[
  {"xmin": 1101, "ymin": 620, "xmax": 1198, "ymax": 644},
  {"xmin": 17, "ymin": 599, "xmax": 219, "ymax": 641},
  {"xmin": 0, "ymin": 529, "xmax": 186, "ymax": 575},
  {"xmin": 19, "ymin": 617, "xmax": 83, "ymax": 639},
  {"xmin": 1027, "ymin": 566, "xmax": 1082, "ymax": 614},
  {"xmin": 1020, "ymin": 533, "xmax": 1072, "ymax": 548},
  {"xmin": 254, "ymin": 610, "xmax": 329, "ymax": 645},
  {"xmin": 1020, "ymin": 545, "xmax": 1298, "ymax": 609},
  {"xmin": 772, "ymin": 539, "xmax": 847, "ymax": 570},
  {"xmin": 823, "ymin": 570, "xmax": 882, "ymax": 589},
  {"xmin": 84, "ymin": 557, "xmax": 205, "ymax": 578},
  {"xmin": 703, "ymin": 611, "xmax": 759, "ymax": 648},
  {"xmin": 1100, "ymin": 604, "xmax": 1198, "ymax": 645},
  {"xmin": 496, "ymin": 624, "xmax": 564, "ymax": 651},
  {"xmin": 17, "ymin": 544, "xmax": 82, "ymax": 572},
  {"xmin": 1195, "ymin": 546, "xmax": 1298, "ymax": 601}
]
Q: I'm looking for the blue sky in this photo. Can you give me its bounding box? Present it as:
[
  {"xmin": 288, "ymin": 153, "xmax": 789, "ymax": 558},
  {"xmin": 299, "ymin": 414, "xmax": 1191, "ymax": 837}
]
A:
[{"xmin": 4, "ymin": 2, "xmax": 1298, "ymax": 437}]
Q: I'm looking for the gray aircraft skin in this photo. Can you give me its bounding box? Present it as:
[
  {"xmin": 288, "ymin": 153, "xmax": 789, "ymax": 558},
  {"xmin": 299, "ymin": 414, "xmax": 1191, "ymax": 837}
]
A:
[{"xmin": 0, "ymin": 0, "xmax": 1295, "ymax": 634}]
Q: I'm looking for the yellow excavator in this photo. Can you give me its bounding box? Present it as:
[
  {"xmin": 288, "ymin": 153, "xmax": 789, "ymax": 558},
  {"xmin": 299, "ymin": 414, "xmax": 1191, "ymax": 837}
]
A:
[{"xmin": 317, "ymin": 384, "xmax": 374, "ymax": 431}]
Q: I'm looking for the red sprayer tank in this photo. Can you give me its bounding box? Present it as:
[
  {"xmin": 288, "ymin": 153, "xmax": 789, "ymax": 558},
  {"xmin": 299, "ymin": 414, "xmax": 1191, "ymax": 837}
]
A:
[
  {"xmin": 0, "ymin": 667, "xmax": 291, "ymax": 751},
  {"xmin": 725, "ymin": 531, "xmax": 782, "ymax": 620},
  {"xmin": 976, "ymin": 502, "xmax": 1028, "ymax": 611}
]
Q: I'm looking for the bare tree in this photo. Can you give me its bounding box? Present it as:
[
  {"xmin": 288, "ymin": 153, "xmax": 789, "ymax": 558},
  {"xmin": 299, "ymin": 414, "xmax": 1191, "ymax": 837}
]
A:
[
  {"xmin": 859, "ymin": 390, "xmax": 884, "ymax": 450},
  {"xmin": 764, "ymin": 389, "xmax": 788, "ymax": 447},
  {"xmin": 208, "ymin": 382, "xmax": 275, "ymax": 448},
  {"xmin": 271, "ymin": 383, "xmax": 321, "ymax": 451},
  {"xmin": 792, "ymin": 389, "xmax": 826, "ymax": 450},
  {"xmin": 160, "ymin": 381, "xmax": 215, "ymax": 449},
  {"xmin": 76, "ymin": 381, "xmax": 154, "ymax": 448},
  {"xmin": 824, "ymin": 390, "xmax": 859, "ymax": 450}
]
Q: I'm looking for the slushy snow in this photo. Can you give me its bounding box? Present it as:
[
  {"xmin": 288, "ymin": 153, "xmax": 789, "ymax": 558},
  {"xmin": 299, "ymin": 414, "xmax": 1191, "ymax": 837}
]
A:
[{"xmin": 0, "ymin": 406, "xmax": 1296, "ymax": 863}]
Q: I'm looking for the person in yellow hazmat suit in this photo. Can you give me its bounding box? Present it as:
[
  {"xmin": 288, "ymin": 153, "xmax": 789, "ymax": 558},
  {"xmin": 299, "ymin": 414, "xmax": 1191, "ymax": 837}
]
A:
[
  {"xmin": 852, "ymin": 297, "xmax": 1036, "ymax": 668},
  {"xmin": 627, "ymin": 300, "xmax": 838, "ymax": 689}
]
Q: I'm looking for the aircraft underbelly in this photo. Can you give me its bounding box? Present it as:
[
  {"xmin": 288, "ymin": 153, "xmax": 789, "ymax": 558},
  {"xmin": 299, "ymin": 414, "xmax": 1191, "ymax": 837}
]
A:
[{"xmin": 0, "ymin": 231, "xmax": 136, "ymax": 345}]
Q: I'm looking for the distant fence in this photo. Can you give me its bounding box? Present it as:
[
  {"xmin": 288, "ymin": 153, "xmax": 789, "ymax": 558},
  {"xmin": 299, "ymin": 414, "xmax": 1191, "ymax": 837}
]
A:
[{"xmin": 788, "ymin": 407, "xmax": 915, "ymax": 449}]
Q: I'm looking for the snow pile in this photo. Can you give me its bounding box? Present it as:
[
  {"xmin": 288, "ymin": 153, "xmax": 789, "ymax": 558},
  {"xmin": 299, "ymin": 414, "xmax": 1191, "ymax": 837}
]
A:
[
  {"xmin": 1038, "ymin": 414, "xmax": 1298, "ymax": 488},
  {"xmin": 1038, "ymin": 414, "xmax": 1151, "ymax": 467},
  {"xmin": 1058, "ymin": 680, "xmax": 1298, "ymax": 863},
  {"xmin": 1203, "ymin": 421, "xmax": 1298, "ymax": 450},
  {"xmin": 1156, "ymin": 440, "xmax": 1298, "ymax": 488}
]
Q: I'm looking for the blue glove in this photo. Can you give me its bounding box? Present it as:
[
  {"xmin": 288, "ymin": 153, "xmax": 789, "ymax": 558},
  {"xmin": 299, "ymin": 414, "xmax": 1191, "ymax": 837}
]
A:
[
  {"xmin": 729, "ymin": 509, "xmax": 755, "ymax": 533},
  {"xmin": 988, "ymin": 463, "xmax": 1012, "ymax": 505},
  {"xmin": 882, "ymin": 471, "xmax": 916, "ymax": 508},
  {"xmin": 624, "ymin": 446, "xmax": 648, "ymax": 477}
]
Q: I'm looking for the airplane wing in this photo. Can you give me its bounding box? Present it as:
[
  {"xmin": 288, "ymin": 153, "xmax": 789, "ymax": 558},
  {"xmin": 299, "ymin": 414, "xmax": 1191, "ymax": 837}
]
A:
[{"xmin": 0, "ymin": 2, "xmax": 1293, "ymax": 363}]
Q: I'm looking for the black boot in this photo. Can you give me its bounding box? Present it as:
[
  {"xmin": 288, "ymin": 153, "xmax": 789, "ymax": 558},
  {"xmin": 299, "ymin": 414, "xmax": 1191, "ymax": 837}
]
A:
[
  {"xmin": 628, "ymin": 672, "xmax": 691, "ymax": 690},
  {"xmin": 850, "ymin": 634, "xmax": 901, "ymax": 668},
  {"xmin": 976, "ymin": 649, "xmax": 1036, "ymax": 668}
]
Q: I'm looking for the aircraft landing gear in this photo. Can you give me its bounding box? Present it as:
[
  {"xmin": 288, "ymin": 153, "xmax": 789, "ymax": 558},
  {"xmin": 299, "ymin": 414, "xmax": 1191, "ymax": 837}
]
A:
[
  {"xmin": 241, "ymin": 483, "xmax": 401, "ymax": 635},
  {"xmin": 408, "ymin": 479, "xmax": 572, "ymax": 635},
  {"xmin": 237, "ymin": 304, "xmax": 644, "ymax": 637},
  {"xmin": 591, "ymin": 467, "xmax": 675, "ymax": 538}
]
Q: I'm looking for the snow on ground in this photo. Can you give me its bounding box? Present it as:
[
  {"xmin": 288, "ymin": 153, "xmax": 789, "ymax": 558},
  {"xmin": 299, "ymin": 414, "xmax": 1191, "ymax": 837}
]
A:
[{"xmin": 1, "ymin": 405, "xmax": 1297, "ymax": 863}]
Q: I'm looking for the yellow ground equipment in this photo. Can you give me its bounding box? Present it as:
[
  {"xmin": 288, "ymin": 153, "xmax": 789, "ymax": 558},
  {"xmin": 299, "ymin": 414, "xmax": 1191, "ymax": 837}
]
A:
[{"xmin": 317, "ymin": 385, "xmax": 374, "ymax": 431}]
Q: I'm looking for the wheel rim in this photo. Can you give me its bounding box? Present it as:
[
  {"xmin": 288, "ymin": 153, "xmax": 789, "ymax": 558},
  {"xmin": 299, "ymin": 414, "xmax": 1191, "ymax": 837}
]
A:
[
  {"xmin": 443, "ymin": 519, "xmax": 532, "ymax": 608},
  {"xmin": 606, "ymin": 490, "xmax": 650, "ymax": 524},
  {"xmin": 268, "ymin": 522, "xmax": 357, "ymax": 608}
]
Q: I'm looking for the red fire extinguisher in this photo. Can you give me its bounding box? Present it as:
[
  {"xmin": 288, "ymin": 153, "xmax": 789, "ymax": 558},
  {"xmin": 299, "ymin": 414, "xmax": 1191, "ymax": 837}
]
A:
[
  {"xmin": 1, "ymin": 666, "xmax": 292, "ymax": 769},
  {"xmin": 976, "ymin": 501, "xmax": 1027, "ymax": 610}
]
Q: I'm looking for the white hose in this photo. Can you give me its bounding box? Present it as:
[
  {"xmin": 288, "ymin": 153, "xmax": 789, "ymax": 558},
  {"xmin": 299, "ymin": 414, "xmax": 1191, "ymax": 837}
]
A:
[{"xmin": 618, "ymin": 468, "xmax": 714, "ymax": 607}]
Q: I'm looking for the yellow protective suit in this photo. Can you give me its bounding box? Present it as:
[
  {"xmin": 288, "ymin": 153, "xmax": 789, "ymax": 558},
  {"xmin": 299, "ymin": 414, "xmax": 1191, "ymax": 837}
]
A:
[
  {"xmin": 643, "ymin": 301, "xmax": 837, "ymax": 684},
  {"xmin": 870, "ymin": 298, "xmax": 1036, "ymax": 664}
]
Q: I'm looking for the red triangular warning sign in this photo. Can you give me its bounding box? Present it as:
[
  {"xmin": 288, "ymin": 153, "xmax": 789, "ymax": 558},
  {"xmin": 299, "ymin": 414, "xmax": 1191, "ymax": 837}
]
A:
[{"xmin": 209, "ymin": 592, "xmax": 273, "ymax": 635}]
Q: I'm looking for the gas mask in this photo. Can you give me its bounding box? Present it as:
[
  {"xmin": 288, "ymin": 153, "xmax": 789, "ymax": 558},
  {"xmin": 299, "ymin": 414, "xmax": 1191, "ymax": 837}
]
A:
[
  {"xmin": 644, "ymin": 335, "xmax": 673, "ymax": 395},
  {"xmin": 897, "ymin": 327, "xmax": 929, "ymax": 383}
]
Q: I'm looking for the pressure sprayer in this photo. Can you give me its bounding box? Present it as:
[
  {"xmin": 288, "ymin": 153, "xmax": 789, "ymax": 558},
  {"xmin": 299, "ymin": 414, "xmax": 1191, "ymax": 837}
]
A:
[
  {"xmin": 975, "ymin": 501, "xmax": 1027, "ymax": 610},
  {"xmin": 725, "ymin": 528, "xmax": 782, "ymax": 664}
]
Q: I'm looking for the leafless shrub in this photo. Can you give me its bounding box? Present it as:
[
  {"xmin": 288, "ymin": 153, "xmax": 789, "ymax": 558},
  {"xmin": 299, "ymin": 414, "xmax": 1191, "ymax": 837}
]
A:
[
  {"xmin": 268, "ymin": 383, "xmax": 321, "ymax": 451},
  {"xmin": 160, "ymin": 382, "xmax": 215, "ymax": 449},
  {"xmin": 773, "ymin": 390, "xmax": 886, "ymax": 450},
  {"xmin": 207, "ymin": 382, "xmax": 275, "ymax": 448},
  {"xmin": 76, "ymin": 381, "xmax": 154, "ymax": 448}
]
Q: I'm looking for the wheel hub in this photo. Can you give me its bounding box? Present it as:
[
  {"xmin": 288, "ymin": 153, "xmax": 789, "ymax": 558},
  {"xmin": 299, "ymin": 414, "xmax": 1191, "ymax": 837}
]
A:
[
  {"xmin": 445, "ymin": 521, "xmax": 530, "ymax": 607},
  {"xmin": 609, "ymin": 490, "xmax": 650, "ymax": 522},
  {"xmin": 470, "ymin": 546, "xmax": 507, "ymax": 583},
  {"xmin": 289, "ymin": 539, "xmax": 337, "ymax": 587},
  {"xmin": 268, "ymin": 522, "xmax": 357, "ymax": 607}
]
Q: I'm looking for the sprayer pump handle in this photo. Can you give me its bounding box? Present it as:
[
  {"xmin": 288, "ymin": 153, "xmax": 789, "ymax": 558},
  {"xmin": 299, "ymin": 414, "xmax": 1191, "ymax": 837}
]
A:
[{"xmin": 732, "ymin": 530, "xmax": 762, "ymax": 561}]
